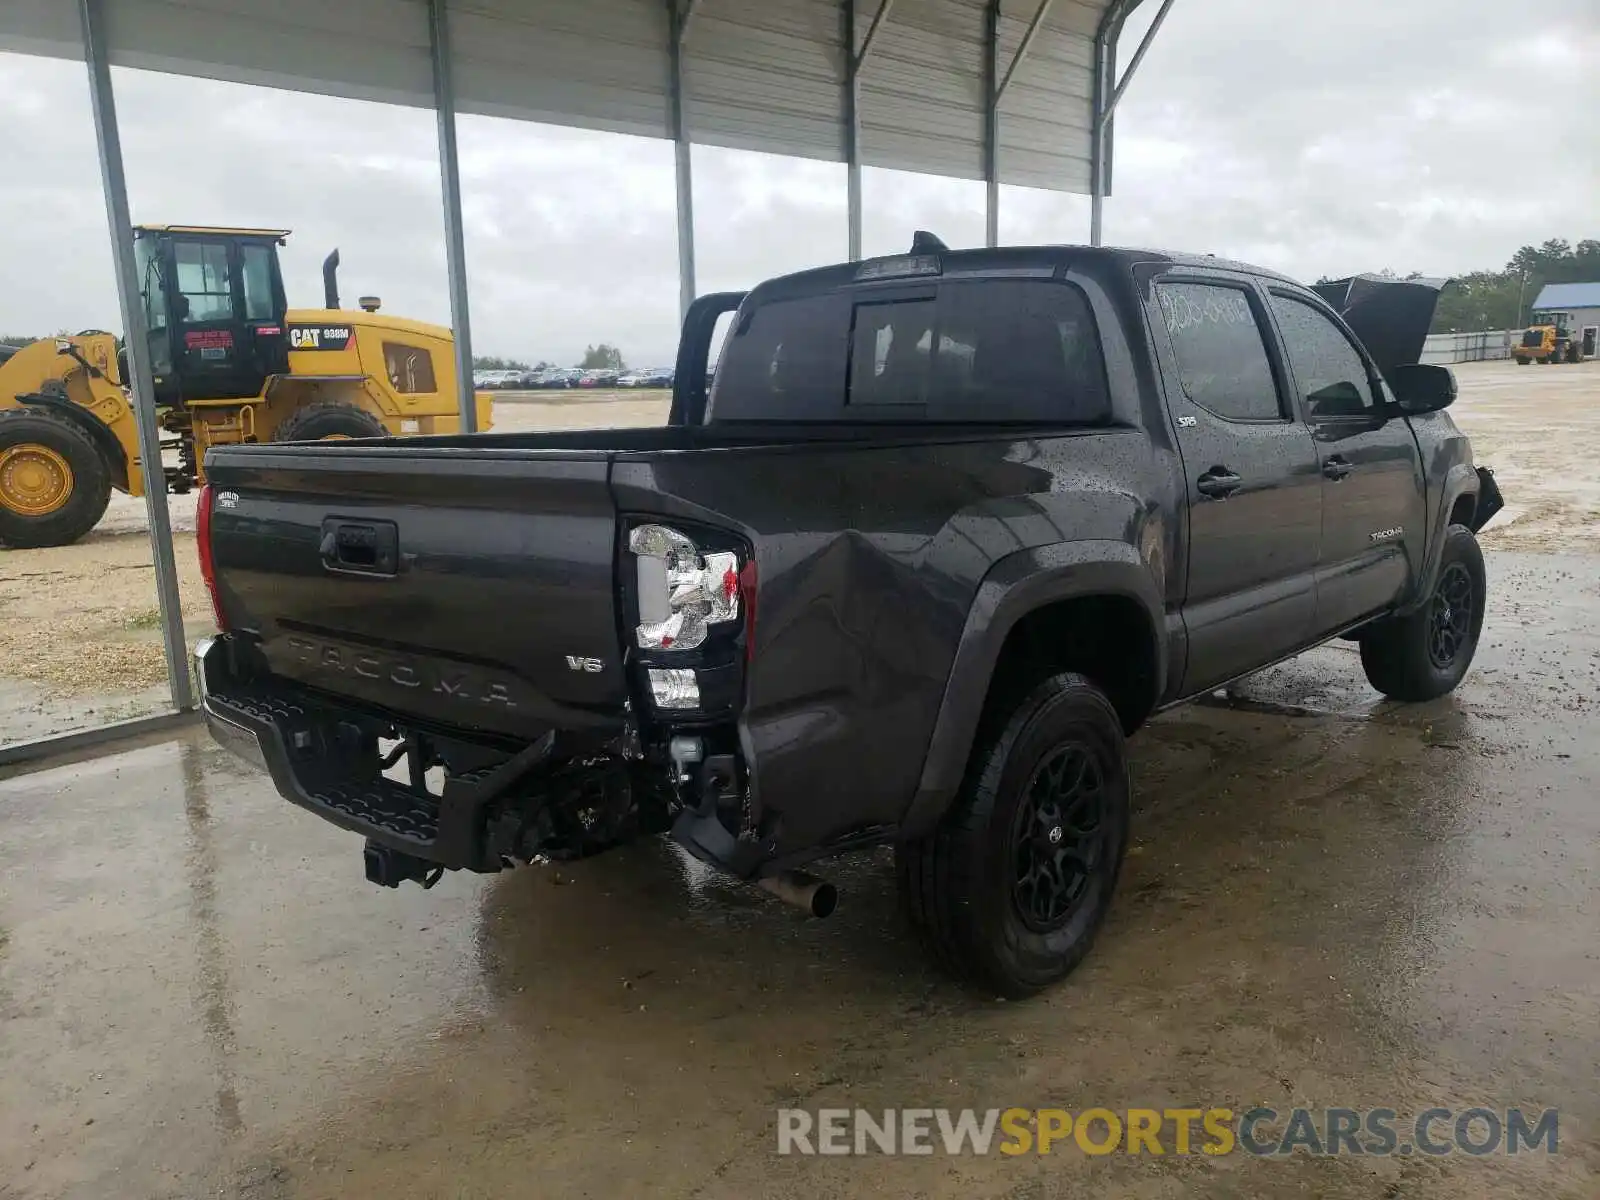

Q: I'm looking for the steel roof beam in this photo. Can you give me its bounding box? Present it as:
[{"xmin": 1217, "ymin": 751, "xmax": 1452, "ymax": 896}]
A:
[
  {"xmin": 1091, "ymin": 0, "xmax": 1175, "ymax": 245},
  {"xmin": 1100, "ymin": 0, "xmax": 1176, "ymax": 129},
  {"xmin": 845, "ymin": 0, "xmax": 896, "ymax": 260},
  {"xmin": 988, "ymin": 0, "xmax": 1058, "ymax": 246},
  {"xmin": 996, "ymin": 0, "xmax": 1057, "ymax": 104}
]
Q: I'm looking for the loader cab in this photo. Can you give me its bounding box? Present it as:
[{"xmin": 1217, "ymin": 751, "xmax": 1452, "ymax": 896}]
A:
[{"xmin": 134, "ymin": 225, "xmax": 290, "ymax": 405}]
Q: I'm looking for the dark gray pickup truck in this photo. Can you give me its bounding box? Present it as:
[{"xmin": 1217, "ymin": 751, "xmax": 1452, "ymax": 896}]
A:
[{"xmin": 194, "ymin": 241, "xmax": 1502, "ymax": 996}]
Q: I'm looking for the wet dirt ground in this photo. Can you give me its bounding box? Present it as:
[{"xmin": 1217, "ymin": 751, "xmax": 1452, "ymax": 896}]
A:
[{"xmin": 2, "ymin": 549, "xmax": 1596, "ymax": 1199}]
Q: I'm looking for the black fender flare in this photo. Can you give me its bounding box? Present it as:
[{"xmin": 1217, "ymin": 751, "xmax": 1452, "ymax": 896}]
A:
[
  {"xmin": 12, "ymin": 392, "xmax": 130, "ymax": 489},
  {"xmin": 1401, "ymin": 463, "xmax": 1491, "ymax": 614},
  {"xmin": 898, "ymin": 540, "xmax": 1166, "ymax": 838}
]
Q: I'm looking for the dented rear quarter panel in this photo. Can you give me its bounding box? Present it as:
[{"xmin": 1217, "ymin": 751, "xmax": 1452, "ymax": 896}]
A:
[{"xmin": 610, "ymin": 423, "xmax": 1178, "ymax": 859}]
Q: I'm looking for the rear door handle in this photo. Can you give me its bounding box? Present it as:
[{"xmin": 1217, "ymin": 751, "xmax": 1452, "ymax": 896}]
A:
[
  {"xmin": 1196, "ymin": 468, "xmax": 1243, "ymax": 499},
  {"xmin": 1323, "ymin": 456, "xmax": 1353, "ymax": 481}
]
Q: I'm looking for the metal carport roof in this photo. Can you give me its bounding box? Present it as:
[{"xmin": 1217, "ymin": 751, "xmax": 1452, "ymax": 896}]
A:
[
  {"xmin": 5, "ymin": 0, "xmax": 1150, "ymax": 192},
  {"xmin": 0, "ymin": 0, "xmax": 1173, "ymax": 756}
]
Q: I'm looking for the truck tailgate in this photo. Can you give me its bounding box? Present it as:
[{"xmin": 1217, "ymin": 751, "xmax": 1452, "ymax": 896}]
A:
[{"xmin": 205, "ymin": 449, "xmax": 625, "ymax": 738}]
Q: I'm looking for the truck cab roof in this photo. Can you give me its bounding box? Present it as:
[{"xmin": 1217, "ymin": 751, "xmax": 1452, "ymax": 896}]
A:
[{"xmin": 743, "ymin": 244, "xmax": 1303, "ymax": 309}]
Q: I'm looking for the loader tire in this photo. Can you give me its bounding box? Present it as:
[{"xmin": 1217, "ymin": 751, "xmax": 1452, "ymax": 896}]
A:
[
  {"xmin": 273, "ymin": 402, "xmax": 387, "ymax": 442},
  {"xmin": 0, "ymin": 408, "xmax": 112, "ymax": 549}
]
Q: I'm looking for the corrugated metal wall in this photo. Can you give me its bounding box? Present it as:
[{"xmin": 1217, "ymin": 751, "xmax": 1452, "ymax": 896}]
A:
[{"xmin": 1, "ymin": 0, "xmax": 1111, "ymax": 194}]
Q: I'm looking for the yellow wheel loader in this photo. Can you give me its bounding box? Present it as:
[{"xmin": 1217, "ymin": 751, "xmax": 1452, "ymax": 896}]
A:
[
  {"xmin": 0, "ymin": 225, "xmax": 491, "ymax": 548},
  {"xmin": 1511, "ymin": 312, "xmax": 1587, "ymax": 365}
]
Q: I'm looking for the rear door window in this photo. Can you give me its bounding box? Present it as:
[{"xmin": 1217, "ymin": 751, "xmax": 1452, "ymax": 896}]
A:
[{"xmin": 1155, "ymin": 281, "xmax": 1285, "ymax": 422}]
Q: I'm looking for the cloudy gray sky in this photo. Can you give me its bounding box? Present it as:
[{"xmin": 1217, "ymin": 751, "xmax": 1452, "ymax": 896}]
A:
[{"xmin": 1, "ymin": 0, "xmax": 1596, "ymax": 367}]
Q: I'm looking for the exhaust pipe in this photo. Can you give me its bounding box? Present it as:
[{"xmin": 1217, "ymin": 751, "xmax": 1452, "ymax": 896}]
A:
[
  {"xmin": 323, "ymin": 248, "xmax": 341, "ymax": 310},
  {"xmin": 757, "ymin": 869, "xmax": 837, "ymax": 918}
]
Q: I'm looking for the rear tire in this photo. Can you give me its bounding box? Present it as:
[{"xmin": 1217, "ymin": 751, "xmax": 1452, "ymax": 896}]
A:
[
  {"xmin": 273, "ymin": 402, "xmax": 387, "ymax": 442},
  {"xmin": 897, "ymin": 672, "xmax": 1130, "ymax": 998},
  {"xmin": 1359, "ymin": 525, "xmax": 1485, "ymax": 702},
  {"xmin": 0, "ymin": 408, "xmax": 112, "ymax": 549}
]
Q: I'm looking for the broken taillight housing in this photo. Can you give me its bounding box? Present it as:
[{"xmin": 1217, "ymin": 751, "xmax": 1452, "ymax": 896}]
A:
[
  {"xmin": 628, "ymin": 523, "xmax": 740, "ymax": 652},
  {"xmin": 195, "ymin": 483, "xmax": 228, "ymax": 631}
]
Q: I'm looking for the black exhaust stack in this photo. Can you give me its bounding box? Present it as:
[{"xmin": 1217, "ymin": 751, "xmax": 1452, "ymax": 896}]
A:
[{"xmin": 323, "ymin": 249, "xmax": 341, "ymax": 310}]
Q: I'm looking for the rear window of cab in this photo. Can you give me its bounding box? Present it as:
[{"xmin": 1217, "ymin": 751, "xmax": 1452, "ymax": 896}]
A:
[{"xmin": 709, "ymin": 279, "xmax": 1111, "ymax": 425}]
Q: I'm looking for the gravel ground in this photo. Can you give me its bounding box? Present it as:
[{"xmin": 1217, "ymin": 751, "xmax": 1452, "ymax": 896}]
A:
[{"xmin": 0, "ymin": 366, "xmax": 1592, "ymax": 743}]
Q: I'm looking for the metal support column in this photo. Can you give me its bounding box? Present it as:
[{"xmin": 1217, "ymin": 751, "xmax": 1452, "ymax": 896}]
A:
[
  {"xmin": 844, "ymin": 0, "xmax": 862, "ymax": 260},
  {"xmin": 845, "ymin": 0, "xmax": 894, "ymax": 261},
  {"xmin": 986, "ymin": 0, "xmax": 1054, "ymax": 249},
  {"xmin": 1091, "ymin": 0, "xmax": 1176, "ymax": 246},
  {"xmin": 669, "ymin": 0, "xmax": 699, "ymax": 320},
  {"xmin": 983, "ymin": 1, "xmax": 1000, "ymax": 247},
  {"xmin": 1089, "ymin": 28, "xmax": 1110, "ymax": 246},
  {"xmin": 78, "ymin": 0, "xmax": 194, "ymax": 712},
  {"xmin": 428, "ymin": 0, "xmax": 477, "ymax": 432}
]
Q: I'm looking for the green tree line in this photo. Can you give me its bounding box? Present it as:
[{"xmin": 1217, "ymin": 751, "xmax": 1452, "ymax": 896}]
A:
[{"xmin": 1425, "ymin": 238, "xmax": 1598, "ymax": 333}]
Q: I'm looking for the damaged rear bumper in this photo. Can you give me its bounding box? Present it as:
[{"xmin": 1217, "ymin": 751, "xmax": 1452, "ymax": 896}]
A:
[{"xmin": 193, "ymin": 635, "xmax": 637, "ymax": 876}]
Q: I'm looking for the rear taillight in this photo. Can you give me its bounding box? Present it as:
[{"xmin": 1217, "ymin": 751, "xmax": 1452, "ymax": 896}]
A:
[
  {"xmin": 195, "ymin": 483, "xmax": 227, "ymax": 631},
  {"xmin": 628, "ymin": 523, "xmax": 741, "ymax": 652},
  {"xmin": 627, "ymin": 521, "xmax": 755, "ymax": 715}
]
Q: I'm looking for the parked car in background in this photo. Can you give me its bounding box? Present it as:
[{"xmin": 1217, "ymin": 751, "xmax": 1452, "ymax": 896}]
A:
[
  {"xmin": 579, "ymin": 369, "xmax": 620, "ymax": 388},
  {"xmin": 616, "ymin": 371, "xmax": 647, "ymax": 387},
  {"xmin": 641, "ymin": 367, "xmax": 674, "ymax": 388}
]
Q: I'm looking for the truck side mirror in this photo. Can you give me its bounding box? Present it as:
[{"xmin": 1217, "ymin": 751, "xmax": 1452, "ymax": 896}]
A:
[{"xmin": 1389, "ymin": 363, "xmax": 1456, "ymax": 414}]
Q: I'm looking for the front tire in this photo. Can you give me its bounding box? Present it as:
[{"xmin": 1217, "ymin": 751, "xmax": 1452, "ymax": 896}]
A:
[
  {"xmin": 0, "ymin": 408, "xmax": 113, "ymax": 548},
  {"xmin": 897, "ymin": 673, "xmax": 1130, "ymax": 998},
  {"xmin": 1360, "ymin": 525, "xmax": 1486, "ymax": 702},
  {"xmin": 273, "ymin": 401, "xmax": 387, "ymax": 442}
]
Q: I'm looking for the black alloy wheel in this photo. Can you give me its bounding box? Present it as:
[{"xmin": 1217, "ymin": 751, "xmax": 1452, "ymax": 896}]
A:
[
  {"xmin": 1010, "ymin": 744, "xmax": 1106, "ymax": 932},
  {"xmin": 1427, "ymin": 561, "xmax": 1475, "ymax": 670}
]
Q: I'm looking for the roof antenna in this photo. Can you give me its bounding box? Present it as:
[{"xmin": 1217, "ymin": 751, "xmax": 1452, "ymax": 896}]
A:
[{"xmin": 910, "ymin": 230, "xmax": 948, "ymax": 254}]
